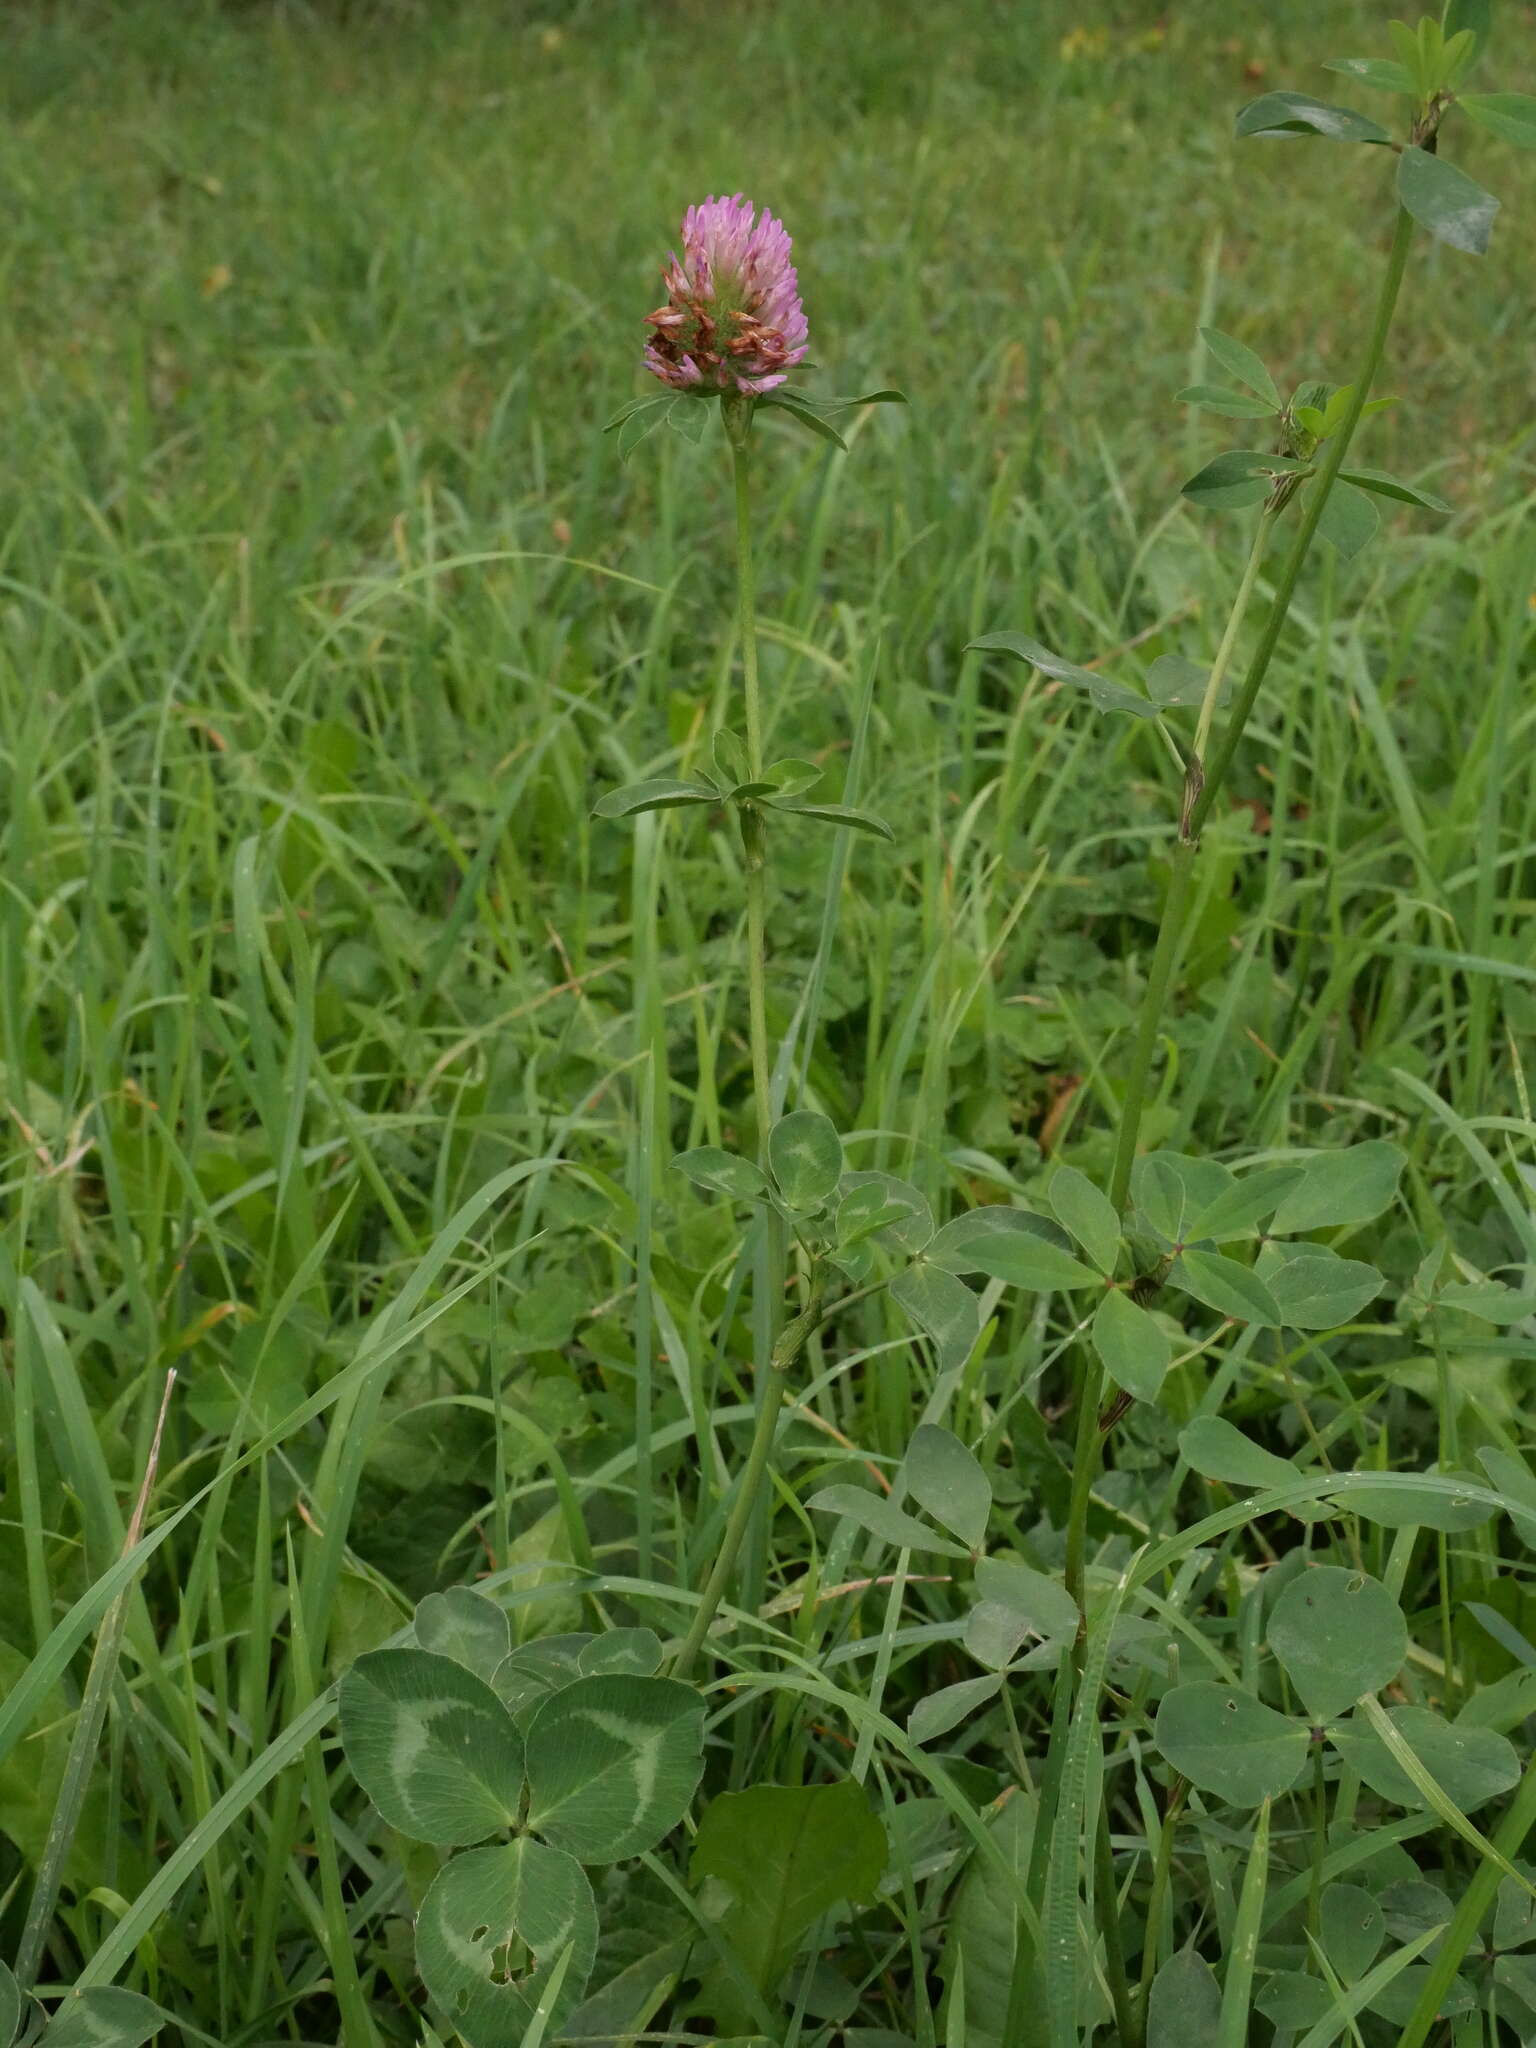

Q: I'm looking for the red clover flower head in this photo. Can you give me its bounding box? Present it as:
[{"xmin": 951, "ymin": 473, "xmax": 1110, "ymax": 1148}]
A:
[{"xmin": 644, "ymin": 194, "xmax": 809, "ymax": 397}]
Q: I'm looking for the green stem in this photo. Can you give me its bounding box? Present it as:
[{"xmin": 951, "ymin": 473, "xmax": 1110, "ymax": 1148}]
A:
[
  {"xmin": 672, "ymin": 1373, "xmax": 783, "ymax": 1682},
  {"xmin": 1096, "ymin": 1801, "xmax": 1142, "ymax": 2048},
  {"xmin": 1191, "ymin": 505, "xmax": 1277, "ymax": 768},
  {"xmin": 672, "ymin": 413, "xmax": 787, "ymax": 1680},
  {"xmin": 1136, "ymin": 1779, "xmax": 1185, "ymax": 2022}
]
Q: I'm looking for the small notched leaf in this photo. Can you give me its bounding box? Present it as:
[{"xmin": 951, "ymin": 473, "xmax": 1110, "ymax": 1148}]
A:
[
  {"xmin": 1235, "ymin": 91, "xmax": 1392, "ymax": 143},
  {"xmin": 966, "ymin": 631, "xmax": 1160, "ymax": 720},
  {"xmin": 1396, "ymin": 146, "xmax": 1500, "ymax": 254},
  {"xmin": 592, "ymin": 777, "xmax": 719, "ymax": 819}
]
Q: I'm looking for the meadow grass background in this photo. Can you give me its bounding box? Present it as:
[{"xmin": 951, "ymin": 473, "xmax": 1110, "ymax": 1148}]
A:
[{"xmin": 3, "ymin": 0, "xmax": 1536, "ymax": 2041}]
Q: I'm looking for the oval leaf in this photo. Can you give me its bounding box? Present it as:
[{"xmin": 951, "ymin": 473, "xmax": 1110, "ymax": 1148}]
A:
[
  {"xmin": 1185, "ymin": 1166, "xmax": 1305, "ymax": 1242},
  {"xmin": 909, "ymin": 1674, "xmax": 1002, "ymax": 1746},
  {"xmin": 1331, "ymin": 1705, "xmax": 1519, "ymax": 1812},
  {"xmin": 1236, "ymin": 91, "xmax": 1391, "ymax": 143},
  {"xmin": 1197, "ymin": 326, "xmax": 1282, "ymax": 407},
  {"xmin": 837, "ymin": 1171, "xmax": 933, "ymax": 1254},
  {"xmin": 1180, "ymin": 1417, "xmax": 1301, "ymax": 1492},
  {"xmin": 1154, "ymin": 1683, "xmax": 1309, "ymax": 1805},
  {"xmin": 1397, "ymin": 146, "xmax": 1499, "ymax": 254},
  {"xmin": 577, "ymin": 1627, "xmax": 663, "ymax": 1678},
  {"xmin": 592, "ymin": 777, "xmax": 718, "ymax": 818},
  {"xmin": 1317, "ymin": 480, "xmax": 1381, "ymax": 562},
  {"xmin": 1259, "ymin": 1248, "xmax": 1384, "ymax": 1328},
  {"xmin": 928, "ymin": 1207, "xmax": 1098, "ymax": 1290},
  {"xmin": 966, "ymin": 631, "xmax": 1159, "ymax": 719},
  {"xmin": 1148, "ymin": 1949, "xmax": 1222, "ymax": 2048},
  {"xmin": 1092, "ymin": 1288, "xmax": 1171, "ymax": 1404},
  {"xmin": 0, "ymin": 1962, "xmax": 17, "ymax": 2048},
  {"xmin": 525, "ymin": 1674, "xmax": 705, "ymax": 1862},
  {"xmin": 770, "ymin": 800, "xmax": 894, "ymax": 839},
  {"xmin": 1046, "ymin": 1164, "xmax": 1122, "ymax": 1275},
  {"xmin": 889, "ymin": 1263, "xmax": 982, "ymax": 1373},
  {"xmin": 1271, "ymin": 1140, "xmax": 1404, "ymax": 1234},
  {"xmin": 1337, "ymin": 466, "xmax": 1452, "ymax": 513},
  {"xmin": 36, "ymin": 1992, "xmax": 165, "ymax": 2048},
  {"xmin": 1173, "ymin": 1249, "xmax": 1282, "ymax": 1327},
  {"xmin": 905, "ymin": 1423, "xmax": 991, "ymax": 1551},
  {"xmin": 768, "ymin": 1109, "xmax": 844, "ymax": 1209},
  {"xmin": 1268, "ymin": 1567, "xmax": 1407, "ymax": 1721},
  {"xmin": 1175, "ymin": 384, "xmax": 1276, "ymax": 419},
  {"xmin": 807, "ymin": 1482, "xmax": 969, "ymax": 1560},
  {"xmin": 414, "ymin": 1587, "xmax": 512, "ymax": 1684},
  {"xmin": 671, "ymin": 1146, "xmax": 769, "ymax": 1201},
  {"xmin": 973, "ymin": 1557, "xmax": 1081, "ymax": 1642},
  {"xmin": 416, "ymin": 1838, "xmax": 596, "ymax": 2046},
  {"xmin": 339, "ymin": 1647, "xmax": 525, "ymax": 1846},
  {"xmin": 1460, "ymin": 92, "xmax": 1536, "ymax": 147}
]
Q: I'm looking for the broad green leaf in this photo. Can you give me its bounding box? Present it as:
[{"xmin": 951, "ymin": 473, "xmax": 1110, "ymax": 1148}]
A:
[
  {"xmin": 1316, "ymin": 481, "xmax": 1380, "ymax": 561},
  {"xmin": 577, "ymin": 1628, "xmax": 663, "ymax": 1678},
  {"xmin": 524, "ymin": 1674, "xmax": 705, "ymax": 1862},
  {"xmin": 1146, "ymin": 654, "xmax": 1212, "ymax": 707},
  {"xmin": 0, "ymin": 1963, "xmax": 17, "ymax": 2048},
  {"xmin": 415, "ymin": 1839, "xmax": 596, "ymax": 2046},
  {"xmin": 1258, "ymin": 1248, "xmax": 1385, "ymax": 1328},
  {"xmin": 1321, "ymin": 1883, "xmax": 1385, "ymax": 1983},
  {"xmin": 1438, "ymin": 1279, "xmax": 1536, "ymax": 1322},
  {"xmin": 1321, "ymin": 56, "xmax": 1417, "ymax": 93},
  {"xmin": 36, "ymin": 1992, "xmax": 164, "ymax": 2048},
  {"xmin": 691, "ymin": 1782, "xmax": 887, "ymax": 2036},
  {"xmin": 1460, "ymin": 92, "xmax": 1536, "ymax": 146},
  {"xmin": 339, "ymin": 1647, "xmax": 525, "ymax": 1846},
  {"xmin": 1185, "ymin": 1166, "xmax": 1304, "ymax": 1242},
  {"xmin": 837, "ymin": 1171, "xmax": 933, "ymax": 1254},
  {"xmin": 909, "ymin": 1674, "xmax": 1001, "ymax": 1745},
  {"xmin": 938, "ymin": 1794, "xmax": 1038, "ymax": 2048},
  {"xmin": 670, "ymin": 1146, "xmax": 769, "ymax": 1201},
  {"xmin": 1236, "ymin": 91, "xmax": 1392, "ymax": 142},
  {"xmin": 1337, "ymin": 467, "xmax": 1452, "ymax": 513},
  {"xmin": 1154, "ymin": 1683, "xmax": 1309, "ymax": 1805},
  {"xmin": 889, "ymin": 1263, "xmax": 982, "ymax": 1372},
  {"xmin": 928, "ymin": 1207, "xmax": 1099, "ymax": 1290},
  {"xmin": 807, "ymin": 1482, "xmax": 969, "ymax": 1560},
  {"xmin": 414, "ymin": 1587, "xmax": 511, "ymax": 1684},
  {"xmin": 1175, "ymin": 384, "xmax": 1276, "ymax": 419},
  {"xmin": 1197, "ymin": 326, "xmax": 1282, "ymax": 408},
  {"xmin": 1396, "ymin": 146, "xmax": 1499, "ymax": 253},
  {"xmin": 1147, "ymin": 1949, "xmax": 1222, "ymax": 2048},
  {"xmin": 1332, "ymin": 1704, "xmax": 1519, "ymax": 1812},
  {"xmin": 966, "ymin": 631, "xmax": 1160, "ymax": 720},
  {"xmin": 592, "ymin": 777, "xmax": 718, "ymax": 818},
  {"xmin": 1133, "ymin": 1152, "xmax": 1234, "ymax": 1242},
  {"xmin": 1046, "ymin": 1164, "xmax": 1122, "ymax": 1274},
  {"xmin": 1179, "ymin": 450, "xmax": 1272, "ymax": 510},
  {"xmin": 1493, "ymin": 1863, "xmax": 1536, "ymax": 1951},
  {"xmin": 768, "ymin": 1109, "xmax": 844, "ymax": 1209},
  {"xmin": 1257, "ymin": 1973, "xmax": 1332, "ymax": 2028},
  {"xmin": 770, "ymin": 799, "xmax": 895, "ymax": 839},
  {"xmin": 1173, "ymin": 1249, "xmax": 1282, "ymax": 1327},
  {"xmin": 1092, "ymin": 1288, "xmax": 1171, "ymax": 1404},
  {"xmin": 1270, "ymin": 1140, "xmax": 1404, "ymax": 1234},
  {"xmin": 905, "ymin": 1424, "xmax": 992, "ymax": 1552},
  {"xmin": 1268, "ymin": 1568, "xmax": 1407, "ymax": 1720},
  {"xmin": 1179, "ymin": 1417, "xmax": 1300, "ymax": 1491},
  {"xmin": 973, "ymin": 1557, "xmax": 1080, "ymax": 1641},
  {"xmin": 761, "ymin": 755, "xmax": 824, "ymax": 799}
]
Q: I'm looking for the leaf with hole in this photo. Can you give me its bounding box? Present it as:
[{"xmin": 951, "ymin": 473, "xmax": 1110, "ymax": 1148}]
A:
[
  {"xmin": 769, "ymin": 1110, "xmax": 844, "ymax": 1210},
  {"xmin": 1154, "ymin": 1683, "xmax": 1309, "ymax": 1805},
  {"xmin": 670, "ymin": 1147, "xmax": 769, "ymax": 1201},
  {"xmin": 415, "ymin": 1838, "xmax": 596, "ymax": 2047},
  {"xmin": 1235, "ymin": 91, "xmax": 1392, "ymax": 143},
  {"xmin": 1269, "ymin": 1567, "xmax": 1406, "ymax": 1721},
  {"xmin": 1092, "ymin": 1289, "xmax": 1170, "ymax": 1404},
  {"xmin": 524, "ymin": 1674, "xmax": 705, "ymax": 1862},
  {"xmin": 928, "ymin": 1207, "xmax": 1098, "ymax": 1290},
  {"xmin": 691, "ymin": 1781, "xmax": 887, "ymax": 2037},
  {"xmin": 905, "ymin": 1424, "xmax": 991, "ymax": 1552},
  {"xmin": 339, "ymin": 1647, "xmax": 525, "ymax": 1846},
  {"xmin": 1396, "ymin": 146, "xmax": 1499, "ymax": 253},
  {"xmin": 1270, "ymin": 1141, "xmax": 1404, "ymax": 1234},
  {"xmin": 1321, "ymin": 1883, "xmax": 1385, "ymax": 1983},
  {"xmin": 1258, "ymin": 1247, "xmax": 1385, "ymax": 1328},
  {"xmin": 889, "ymin": 1263, "xmax": 982, "ymax": 1373},
  {"xmin": 807, "ymin": 1483, "xmax": 969, "ymax": 1560},
  {"xmin": 1331, "ymin": 1705, "xmax": 1519, "ymax": 1812},
  {"xmin": 592, "ymin": 777, "xmax": 718, "ymax": 818},
  {"xmin": 966, "ymin": 631, "xmax": 1160, "ymax": 719},
  {"xmin": 414, "ymin": 1588, "xmax": 511, "ymax": 1685}
]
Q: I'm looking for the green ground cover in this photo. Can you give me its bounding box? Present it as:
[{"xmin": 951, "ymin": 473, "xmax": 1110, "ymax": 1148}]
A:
[{"xmin": 2, "ymin": 1, "xmax": 1536, "ymax": 2042}]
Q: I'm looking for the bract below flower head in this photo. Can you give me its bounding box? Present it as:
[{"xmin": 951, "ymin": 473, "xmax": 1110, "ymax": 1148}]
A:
[{"xmin": 644, "ymin": 193, "xmax": 809, "ymax": 397}]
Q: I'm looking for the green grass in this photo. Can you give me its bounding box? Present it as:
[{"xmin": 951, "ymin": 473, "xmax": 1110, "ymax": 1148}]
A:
[{"xmin": 3, "ymin": 1, "xmax": 1536, "ymax": 2043}]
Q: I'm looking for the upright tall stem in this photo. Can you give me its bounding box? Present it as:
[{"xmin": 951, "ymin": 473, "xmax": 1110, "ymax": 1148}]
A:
[{"xmin": 673, "ymin": 415, "xmax": 787, "ymax": 1679}]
